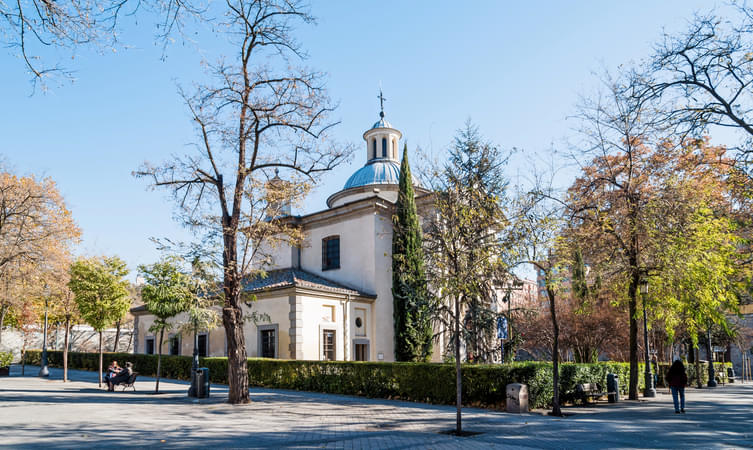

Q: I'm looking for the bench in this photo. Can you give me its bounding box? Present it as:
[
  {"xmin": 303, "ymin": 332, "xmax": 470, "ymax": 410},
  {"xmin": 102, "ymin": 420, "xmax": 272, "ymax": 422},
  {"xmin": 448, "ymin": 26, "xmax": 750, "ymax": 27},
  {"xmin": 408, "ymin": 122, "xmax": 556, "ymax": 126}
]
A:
[
  {"xmin": 113, "ymin": 372, "xmax": 138, "ymax": 391},
  {"xmin": 575, "ymin": 383, "xmax": 614, "ymax": 404}
]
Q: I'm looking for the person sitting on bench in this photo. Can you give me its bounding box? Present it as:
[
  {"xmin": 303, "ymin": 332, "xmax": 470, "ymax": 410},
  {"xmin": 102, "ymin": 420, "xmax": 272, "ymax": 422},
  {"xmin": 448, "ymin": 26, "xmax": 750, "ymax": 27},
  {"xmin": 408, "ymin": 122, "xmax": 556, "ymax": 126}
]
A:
[
  {"xmin": 107, "ymin": 362, "xmax": 133, "ymax": 391},
  {"xmin": 104, "ymin": 360, "xmax": 121, "ymax": 384}
]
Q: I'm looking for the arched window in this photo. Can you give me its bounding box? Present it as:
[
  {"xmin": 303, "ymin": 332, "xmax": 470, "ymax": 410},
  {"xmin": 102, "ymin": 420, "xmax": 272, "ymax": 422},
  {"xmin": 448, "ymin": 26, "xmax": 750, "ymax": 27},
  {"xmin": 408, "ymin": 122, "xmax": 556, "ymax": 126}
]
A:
[
  {"xmin": 382, "ymin": 138, "xmax": 387, "ymax": 157},
  {"xmin": 372, "ymin": 139, "xmax": 377, "ymax": 159}
]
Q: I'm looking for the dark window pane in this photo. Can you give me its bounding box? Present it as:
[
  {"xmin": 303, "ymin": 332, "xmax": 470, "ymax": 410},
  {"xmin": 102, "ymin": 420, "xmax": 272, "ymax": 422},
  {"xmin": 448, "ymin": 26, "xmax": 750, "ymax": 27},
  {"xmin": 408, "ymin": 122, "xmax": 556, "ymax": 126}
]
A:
[
  {"xmin": 261, "ymin": 329, "xmax": 275, "ymax": 358},
  {"xmin": 323, "ymin": 330, "xmax": 336, "ymax": 361},
  {"xmin": 169, "ymin": 337, "xmax": 180, "ymax": 355},
  {"xmin": 146, "ymin": 338, "xmax": 154, "ymax": 355},
  {"xmin": 198, "ymin": 334, "xmax": 208, "ymax": 357},
  {"xmin": 382, "ymin": 138, "xmax": 387, "ymax": 157},
  {"xmin": 355, "ymin": 343, "xmax": 367, "ymax": 361},
  {"xmin": 322, "ymin": 236, "xmax": 340, "ymax": 270},
  {"xmin": 372, "ymin": 139, "xmax": 377, "ymax": 159}
]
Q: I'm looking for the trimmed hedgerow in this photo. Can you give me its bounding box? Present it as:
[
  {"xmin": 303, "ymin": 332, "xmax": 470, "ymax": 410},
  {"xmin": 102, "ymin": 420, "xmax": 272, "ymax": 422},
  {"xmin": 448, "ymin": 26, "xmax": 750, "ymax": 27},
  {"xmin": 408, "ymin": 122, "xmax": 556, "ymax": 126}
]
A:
[
  {"xmin": 30, "ymin": 350, "xmax": 719, "ymax": 409},
  {"xmin": 0, "ymin": 351, "xmax": 12, "ymax": 367},
  {"xmin": 656, "ymin": 361, "xmax": 731, "ymax": 387}
]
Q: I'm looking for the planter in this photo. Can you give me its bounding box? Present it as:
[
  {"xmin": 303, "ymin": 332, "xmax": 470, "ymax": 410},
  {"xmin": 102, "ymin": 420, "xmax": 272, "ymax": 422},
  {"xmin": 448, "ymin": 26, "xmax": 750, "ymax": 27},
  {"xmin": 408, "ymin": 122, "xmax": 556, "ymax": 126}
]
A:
[{"xmin": 0, "ymin": 367, "xmax": 9, "ymax": 376}]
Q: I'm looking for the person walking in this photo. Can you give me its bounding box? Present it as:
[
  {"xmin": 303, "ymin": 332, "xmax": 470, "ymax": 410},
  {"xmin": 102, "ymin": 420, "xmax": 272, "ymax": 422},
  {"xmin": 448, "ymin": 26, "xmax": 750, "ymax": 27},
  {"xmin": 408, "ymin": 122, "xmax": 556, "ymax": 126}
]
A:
[{"xmin": 666, "ymin": 359, "xmax": 688, "ymax": 414}]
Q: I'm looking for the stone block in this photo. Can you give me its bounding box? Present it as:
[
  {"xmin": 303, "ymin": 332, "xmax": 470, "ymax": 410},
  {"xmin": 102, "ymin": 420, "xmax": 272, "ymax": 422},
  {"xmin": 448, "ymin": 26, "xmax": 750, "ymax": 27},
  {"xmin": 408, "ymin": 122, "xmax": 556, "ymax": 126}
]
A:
[{"xmin": 506, "ymin": 383, "xmax": 529, "ymax": 413}]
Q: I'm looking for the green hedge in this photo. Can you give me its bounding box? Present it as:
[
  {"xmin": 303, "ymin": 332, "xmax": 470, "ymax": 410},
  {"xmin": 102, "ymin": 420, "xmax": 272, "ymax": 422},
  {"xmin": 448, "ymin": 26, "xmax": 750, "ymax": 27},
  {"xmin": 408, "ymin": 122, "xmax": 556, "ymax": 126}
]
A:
[
  {"xmin": 24, "ymin": 350, "xmax": 658, "ymax": 409},
  {"xmin": 656, "ymin": 362, "xmax": 732, "ymax": 387},
  {"xmin": 0, "ymin": 351, "xmax": 12, "ymax": 367}
]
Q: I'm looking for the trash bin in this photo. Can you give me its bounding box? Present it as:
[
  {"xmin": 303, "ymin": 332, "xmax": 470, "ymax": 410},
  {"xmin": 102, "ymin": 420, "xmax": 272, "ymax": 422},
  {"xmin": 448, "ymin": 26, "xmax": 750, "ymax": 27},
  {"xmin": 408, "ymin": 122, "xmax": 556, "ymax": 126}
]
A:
[
  {"xmin": 727, "ymin": 367, "xmax": 736, "ymax": 383},
  {"xmin": 506, "ymin": 383, "xmax": 529, "ymax": 413},
  {"xmin": 607, "ymin": 373, "xmax": 619, "ymax": 403},
  {"xmin": 194, "ymin": 367, "xmax": 210, "ymax": 398}
]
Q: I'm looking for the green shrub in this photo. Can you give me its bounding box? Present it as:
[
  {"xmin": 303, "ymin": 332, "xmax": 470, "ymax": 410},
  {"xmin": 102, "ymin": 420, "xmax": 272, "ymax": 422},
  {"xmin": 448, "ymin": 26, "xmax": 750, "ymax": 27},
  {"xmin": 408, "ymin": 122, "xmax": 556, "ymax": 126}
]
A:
[
  {"xmin": 23, "ymin": 350, "xmax": 648, "ymax": 409},
  {"xmin": 655, "ymin": 361, "xmax": 730, "ymax": 387},
  {"xmin": 0, "ymin": 351, "xmax": 12, "ymax": 367}
]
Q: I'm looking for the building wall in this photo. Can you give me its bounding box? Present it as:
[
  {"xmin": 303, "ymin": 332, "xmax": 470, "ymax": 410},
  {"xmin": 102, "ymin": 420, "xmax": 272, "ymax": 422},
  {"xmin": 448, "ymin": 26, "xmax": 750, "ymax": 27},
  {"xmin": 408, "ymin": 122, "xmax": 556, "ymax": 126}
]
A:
[
  {"xmin": 299, "ymin": 212, "xmax": 377, "ymax": 294},
  {"xmin": 372, "ymin": 212, "xmax": 395, "ymax": 361},
  {"xmin": 243, "ymin": 295, "xmax": 291, "ymax": 359}
]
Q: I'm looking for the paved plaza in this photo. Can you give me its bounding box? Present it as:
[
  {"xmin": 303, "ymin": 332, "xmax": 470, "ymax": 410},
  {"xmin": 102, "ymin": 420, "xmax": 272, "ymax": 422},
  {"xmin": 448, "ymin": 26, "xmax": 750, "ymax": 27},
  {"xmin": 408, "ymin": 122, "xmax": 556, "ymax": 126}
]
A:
[{"xmin": 1, "ymin": 365, "xmax": 752, "ymax": 449}]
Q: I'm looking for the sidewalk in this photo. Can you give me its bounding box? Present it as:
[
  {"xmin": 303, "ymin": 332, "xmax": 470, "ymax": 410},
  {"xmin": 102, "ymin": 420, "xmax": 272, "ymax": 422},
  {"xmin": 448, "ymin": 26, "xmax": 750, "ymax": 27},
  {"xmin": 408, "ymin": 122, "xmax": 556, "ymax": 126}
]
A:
[{"xmin": 1, "ymin": 364, "xmax": 751, "ymax": 448}]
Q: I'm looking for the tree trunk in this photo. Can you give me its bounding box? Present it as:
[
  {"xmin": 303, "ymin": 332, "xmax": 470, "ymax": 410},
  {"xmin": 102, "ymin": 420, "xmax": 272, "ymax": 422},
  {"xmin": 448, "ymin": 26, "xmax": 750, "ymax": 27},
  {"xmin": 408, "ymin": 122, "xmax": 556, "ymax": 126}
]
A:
[
  {"xmin": 549, "ymin": 289, "xmax": 562, "ymax": 417},
  {"xmin": 455, "ymin": 294, "xmax": 462, "ymax": 434},
  {"xmin": 706, "ymin": 328, "xmax": 715, "ymax": 386},
  {"xmin": 156, "ymin": 328, "xmax": 164, "ymax": 393},
  {"xmin": 112, "ymin": 319, "xmax": 121, "ymax": 352},
  {"xmin": 21, "ymin": 330, "xmax": 27, "ymax": 376},
  {"xmin": 695, "ymin": 346, "xmax": 702, "ymax": 388},
  {"xmin": 223, "ymin": 227, "xmax": 250, "ymax": 405},
  {"xmin": 98, "ymin": 331, "xmax": 103, "ymax": 387},
  {"xmin": 628, "ymin": 271, "xmax": 639, "ymax": 400},
  {"xmin": 63, "ymin": 318, "xmax": 70, "ymax": 382},
  {"xmin": 0, "ymin": 302, "xmax": 6, "ymax": 345},
  {"xmin": 126, "ymin": 324, "xmax": 134, "ymax": 353}
]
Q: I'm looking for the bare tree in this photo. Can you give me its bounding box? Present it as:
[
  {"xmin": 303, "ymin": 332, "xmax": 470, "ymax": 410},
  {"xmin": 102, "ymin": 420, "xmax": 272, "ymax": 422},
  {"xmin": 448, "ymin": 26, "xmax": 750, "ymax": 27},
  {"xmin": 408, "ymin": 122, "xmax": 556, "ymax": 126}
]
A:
[
  {"xmin": 641, "ymin": 4, "xmax": 753, "ymax": 176},
  {"xmin": 1, "ymin": 0, "xmax": 202, "ymax": 87},
  {"xmin": 136, "ymin": 0, "xmax": 351, "ymax": 404}
]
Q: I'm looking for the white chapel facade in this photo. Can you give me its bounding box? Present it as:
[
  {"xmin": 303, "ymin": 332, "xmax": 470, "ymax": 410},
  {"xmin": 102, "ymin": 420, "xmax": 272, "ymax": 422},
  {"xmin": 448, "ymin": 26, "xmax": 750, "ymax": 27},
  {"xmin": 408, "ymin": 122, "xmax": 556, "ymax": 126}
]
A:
[{"xmin": 131, "ymin": 105, "xmax": 435, "ymax": 362}]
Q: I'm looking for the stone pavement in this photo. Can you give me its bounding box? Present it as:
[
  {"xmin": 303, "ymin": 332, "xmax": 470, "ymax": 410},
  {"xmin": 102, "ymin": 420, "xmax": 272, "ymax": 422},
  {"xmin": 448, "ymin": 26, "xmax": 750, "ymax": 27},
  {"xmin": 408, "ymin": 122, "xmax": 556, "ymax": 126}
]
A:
[{"xmin": 1, "ymin": 365, "xmax": 752, "ymax": 449}]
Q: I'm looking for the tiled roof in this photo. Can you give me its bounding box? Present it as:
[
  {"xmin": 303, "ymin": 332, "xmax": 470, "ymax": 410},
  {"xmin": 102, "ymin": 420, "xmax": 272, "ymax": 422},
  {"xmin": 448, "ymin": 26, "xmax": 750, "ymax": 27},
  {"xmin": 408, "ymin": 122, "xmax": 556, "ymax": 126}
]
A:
[{"xmin": 242, "ymin": 268, "xmax": 376, "ymax": 298}]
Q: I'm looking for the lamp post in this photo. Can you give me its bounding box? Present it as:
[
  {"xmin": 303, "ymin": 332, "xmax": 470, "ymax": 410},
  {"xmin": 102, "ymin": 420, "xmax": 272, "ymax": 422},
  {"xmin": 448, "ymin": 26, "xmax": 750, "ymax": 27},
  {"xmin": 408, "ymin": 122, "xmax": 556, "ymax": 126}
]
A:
[
  {"xmin": 639, "ymin": 279, "xmax": 655, "ymax": 397},
  {"xmin": 38, "ymin": 290, "xmax": 49, "ymax": 378},
  {"xmin": 706, "ymin": 327, "xmax": 717, "ymax": 387}
]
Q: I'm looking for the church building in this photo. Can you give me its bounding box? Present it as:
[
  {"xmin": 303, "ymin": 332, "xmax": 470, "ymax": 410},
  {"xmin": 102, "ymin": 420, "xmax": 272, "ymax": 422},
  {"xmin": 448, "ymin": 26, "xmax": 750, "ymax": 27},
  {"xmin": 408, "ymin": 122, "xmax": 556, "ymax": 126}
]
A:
[{"xmin": 131, "ymin": 104, "xmax": 435, "ymax": 362}]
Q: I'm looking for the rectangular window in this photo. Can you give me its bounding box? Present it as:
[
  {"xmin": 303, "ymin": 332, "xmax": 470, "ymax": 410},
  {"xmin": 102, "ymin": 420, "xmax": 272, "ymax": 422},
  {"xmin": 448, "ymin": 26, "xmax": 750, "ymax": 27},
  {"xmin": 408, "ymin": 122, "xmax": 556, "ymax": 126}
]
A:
[
  {"xmin": 198, "ymin": 334, "xmax": 208, "ymax": 357},
  {"xmin": 169, "ymin": 336, "xmax": 180, "ymax": 356},
  {"xmin": 145, "ymin": 337, "xmax": 155, "ymax": 355},
  {"xmin": 355, "ymin": 343, "xmax": 368, "ymax": 361},
  {"xmin": 322, "ymin": 330, "xmax": 336, "ymax": 361},
  {"xmin": 261, "ymin": 329, "xmax": 276, "ymax": 358},
  {"xmin": 322, "ymin": 236, "xmax": 340, "ymax": 270}
]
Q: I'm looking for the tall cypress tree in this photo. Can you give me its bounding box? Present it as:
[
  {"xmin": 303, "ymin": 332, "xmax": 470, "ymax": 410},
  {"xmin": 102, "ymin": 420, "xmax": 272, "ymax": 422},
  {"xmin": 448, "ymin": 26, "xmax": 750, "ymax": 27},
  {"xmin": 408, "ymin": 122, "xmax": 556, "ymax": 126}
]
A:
[{"xmin": 392, "ymin": 144, "xmax": 433, "ymax": 361}]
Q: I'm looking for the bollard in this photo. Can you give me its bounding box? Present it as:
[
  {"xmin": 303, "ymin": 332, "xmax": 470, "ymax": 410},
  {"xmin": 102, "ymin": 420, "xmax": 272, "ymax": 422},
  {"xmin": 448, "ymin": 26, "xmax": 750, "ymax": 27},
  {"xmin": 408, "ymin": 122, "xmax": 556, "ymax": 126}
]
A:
[{"xmin": 506, "ymin": 383, "xmax": 529, "ymax": 413}]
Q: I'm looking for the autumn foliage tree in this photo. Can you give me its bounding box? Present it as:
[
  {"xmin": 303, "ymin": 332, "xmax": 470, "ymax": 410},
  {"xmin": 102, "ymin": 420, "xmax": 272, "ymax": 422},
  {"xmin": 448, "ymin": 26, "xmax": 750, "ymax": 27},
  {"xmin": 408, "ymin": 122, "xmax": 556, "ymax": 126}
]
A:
[
  {"xmin": 0, "ymin": 169, "xmax": 80, "ymax": 344},
  {"xmin": 136, "ymin": 0, "xmax": 351, "ymax": 404}
]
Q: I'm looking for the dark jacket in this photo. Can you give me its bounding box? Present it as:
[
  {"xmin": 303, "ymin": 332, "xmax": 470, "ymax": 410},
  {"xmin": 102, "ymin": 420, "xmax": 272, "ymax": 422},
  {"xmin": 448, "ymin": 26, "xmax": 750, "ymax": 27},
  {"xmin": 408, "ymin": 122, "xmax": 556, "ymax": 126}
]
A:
[
  {"xmin": 110, "ymin": 367, "xmax": 133, "ymax": 384},
  {"xmin": 666, "ymin": 363, "xmax": 688, "ymax": 388}
]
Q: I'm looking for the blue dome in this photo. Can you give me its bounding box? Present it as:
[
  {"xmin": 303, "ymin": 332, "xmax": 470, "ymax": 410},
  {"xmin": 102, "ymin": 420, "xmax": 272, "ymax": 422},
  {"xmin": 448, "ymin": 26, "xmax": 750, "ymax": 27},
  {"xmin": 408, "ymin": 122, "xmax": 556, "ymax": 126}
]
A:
[
  {"xmin": 372, "ymin": 118, "xmax": 393, "ymax": 129},
  {"xmin": 344, "ymin": 160, "xmax": 401, "ymax": 189}
]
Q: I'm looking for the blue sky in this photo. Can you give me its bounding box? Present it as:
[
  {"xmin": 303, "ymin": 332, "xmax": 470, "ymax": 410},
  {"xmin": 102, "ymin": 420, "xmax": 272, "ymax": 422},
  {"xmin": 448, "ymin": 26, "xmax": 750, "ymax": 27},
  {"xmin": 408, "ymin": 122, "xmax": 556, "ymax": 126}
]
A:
[{"xmin": 0, "ymin": 1, "xmax": 724, "ymax": 276}]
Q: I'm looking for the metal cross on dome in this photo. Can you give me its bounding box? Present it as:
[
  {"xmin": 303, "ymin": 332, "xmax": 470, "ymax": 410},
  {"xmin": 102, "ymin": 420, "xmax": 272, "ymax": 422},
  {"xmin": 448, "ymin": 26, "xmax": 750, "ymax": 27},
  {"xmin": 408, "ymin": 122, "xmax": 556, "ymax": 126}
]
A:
[{"xmin": 378, "ymin": 89, "xmax": 386, "ymax": 118}]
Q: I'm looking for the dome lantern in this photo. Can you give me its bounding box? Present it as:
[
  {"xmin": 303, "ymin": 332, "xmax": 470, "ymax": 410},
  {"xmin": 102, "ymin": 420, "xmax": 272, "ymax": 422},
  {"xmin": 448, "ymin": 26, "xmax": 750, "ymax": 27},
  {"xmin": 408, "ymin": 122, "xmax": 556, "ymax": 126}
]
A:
[{"xmin": 362, "ymin": 89, "xmax": 402, "ymax": 162}]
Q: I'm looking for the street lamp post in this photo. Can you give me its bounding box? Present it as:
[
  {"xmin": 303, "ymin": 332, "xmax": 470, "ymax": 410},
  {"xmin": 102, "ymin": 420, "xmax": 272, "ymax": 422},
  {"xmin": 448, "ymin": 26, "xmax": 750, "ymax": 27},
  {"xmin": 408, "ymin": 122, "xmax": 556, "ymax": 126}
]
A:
[
  {"xmin": 38, "ymin": 294, "xmax": 49, "ymax": 378},
  {"xmin": 706, "ymin": 327, "xmax": 717, "ymax": 387},
  {"xmin": 639, "ymin": 279, "xmax": 656, "ymax": 398}
]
